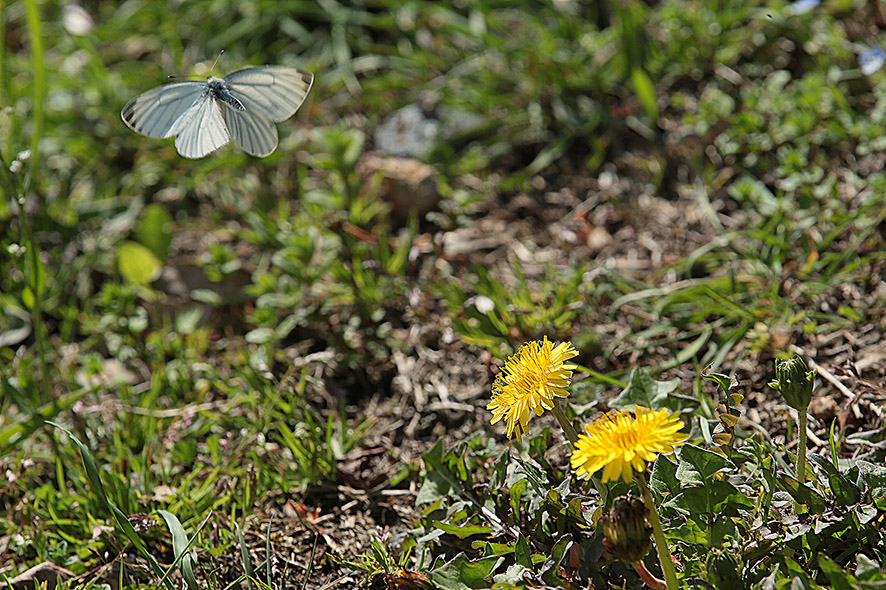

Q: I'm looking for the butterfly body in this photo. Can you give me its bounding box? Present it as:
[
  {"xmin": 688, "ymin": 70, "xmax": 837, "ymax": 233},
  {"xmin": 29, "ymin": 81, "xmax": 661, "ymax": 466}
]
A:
[
  {"xmin": 122, "ymin": 65, "xmax": 313, "ymax": 159},
  {"xmin": 205, "ymin": 77, "xmax": 246, "ymax": 111}
]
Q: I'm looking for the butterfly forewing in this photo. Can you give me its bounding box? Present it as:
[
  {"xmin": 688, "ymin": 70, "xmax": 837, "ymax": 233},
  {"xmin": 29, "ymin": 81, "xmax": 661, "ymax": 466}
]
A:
[
  {"xmin": 121, "ymin": 82, "xmax": 204, "ymax": 139},
  {"xmin": 173, "ymin": 96, "xmax": 231, "ymax": 159},
  {"xmin": 222, "ymin": 104, "xmax": 279, "ymax": 157},
  {"xmin": 224, "ymin": 66, "xmax": 313, "ymax": 122},
  {"xmin": 122, "ymin": 64, "xmax": 312, "ymax": 158}
]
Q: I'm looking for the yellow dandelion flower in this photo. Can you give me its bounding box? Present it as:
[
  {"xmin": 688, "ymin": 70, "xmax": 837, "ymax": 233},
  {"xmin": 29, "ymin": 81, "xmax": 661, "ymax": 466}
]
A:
[
  {"xmin": 571, "ymin": 406, "xmax": 687, "ymax": 483},
  {"xmin": 487, "ymin": 337, "xmax": 579, "ymax": 440}
]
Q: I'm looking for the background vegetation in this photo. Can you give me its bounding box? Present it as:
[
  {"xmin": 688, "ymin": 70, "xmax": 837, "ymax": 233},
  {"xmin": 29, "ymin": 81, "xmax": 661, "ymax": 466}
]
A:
[{"xmin": 1, "ymin": 0, "xmax": 885, "ymax": 588}]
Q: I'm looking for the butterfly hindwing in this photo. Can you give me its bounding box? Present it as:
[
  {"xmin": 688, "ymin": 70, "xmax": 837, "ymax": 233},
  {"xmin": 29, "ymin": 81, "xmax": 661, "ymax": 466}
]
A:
[
  {"xmin": 222, "ymin": 103, "xmax": 279, "ymax": 157},
  {"xmin": 172, "ymin": 95, "xmax": 231, "ymax": 159}
]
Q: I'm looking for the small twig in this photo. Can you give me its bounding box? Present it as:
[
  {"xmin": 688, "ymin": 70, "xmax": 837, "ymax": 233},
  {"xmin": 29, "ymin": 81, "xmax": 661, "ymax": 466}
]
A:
[
  {"xmin": 77, "ymin": 400, "xmax": 227, "ymax": 418},
  {"xmin": 807, "ymin": 358, "xmax": 854, "ymax": 399}
]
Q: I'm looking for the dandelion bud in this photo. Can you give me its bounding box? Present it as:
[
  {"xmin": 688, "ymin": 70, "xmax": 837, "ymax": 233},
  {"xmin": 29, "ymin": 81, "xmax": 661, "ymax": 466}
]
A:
[
  {"xmin": 705, "ymin": 548, "xmax": 741, "ymax": 590},
  {"xmin": 600, "ymin": 494, "xmax": 652, "ymax": 564},
  {"xmin": 768, "ymin": 354, "xmax": 815, "ymax": 411}
]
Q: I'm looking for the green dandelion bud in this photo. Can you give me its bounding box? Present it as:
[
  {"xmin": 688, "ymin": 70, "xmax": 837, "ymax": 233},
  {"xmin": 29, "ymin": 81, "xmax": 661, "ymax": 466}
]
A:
[
  {"xmin": 769, "ymin": 354, "xmax": 815, "ymax": 411},
  {"xmin": 601, "ymin": 494, "xmax": 653, "ymax": 565},
  {"xmin": 705, "ymin": 548, "xmax": 742, "ymax": 590}
]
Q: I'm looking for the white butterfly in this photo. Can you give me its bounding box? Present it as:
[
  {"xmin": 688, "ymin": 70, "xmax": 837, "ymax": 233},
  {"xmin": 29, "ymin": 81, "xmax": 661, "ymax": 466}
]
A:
[{"xmin": 122, "ymin": 65, "xmax": 313, "ymax": 159}]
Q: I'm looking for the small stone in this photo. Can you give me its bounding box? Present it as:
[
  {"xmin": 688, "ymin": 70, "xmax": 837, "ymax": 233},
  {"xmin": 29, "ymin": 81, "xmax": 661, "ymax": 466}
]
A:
[
  {"xmin": 586, "ymin": 226, "xmax": 613, "ymax": 253},
  {"xmin": 374, "ymin": 104, "xmax": 438, "ymax": 158},
  {"xmin": 357, "ymin": 153, "xmax": 440, "ymax": 217},
  {"xmin": 0, "ymin": 562, "xmax": 75, "ymax": 590}
]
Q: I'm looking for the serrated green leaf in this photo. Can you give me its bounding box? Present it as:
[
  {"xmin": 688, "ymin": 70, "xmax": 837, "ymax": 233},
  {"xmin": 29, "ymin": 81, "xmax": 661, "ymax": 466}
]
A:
[
  {"xmin": 807, "ymin": 453, "xmax": 860, "ymax": 506},
  {"xmin": 818, "ymin": 554, "xmax": 858, "ymax": 590},
  {"xmin": 514, "ymin": 534, "xmax": 531, "ymax": 568},
  {"xmin": 676, "ymin": 443, "xmax": 734, "ymax": 484},
  {"xmin": 469, "ymin": 541, "xmax": 513, "ymax": 556},
  {"xmin": 430, "ymin": 554, "xmax": 498, "ymax": 590},
  {"xmin": 703, "ymin": 370, "xmax": 737, "ymax": 394},
  {"xmin": 433, "ymin": 522, "xmax": 494, "ymax": 539},
  {"xmin": 676, "ymin": 480, "xmax": 750, "ymax": 516},
  {"xmin": 856, "ymin": 460, "xmax": 886, "ymax": 500},
  {"xmin": 489, "ymin": 452, "xmax": 509, "ymax": 490},
  {"xmin": 650, "ymin": 454, "xmax": 680, "ymax": 497},
  {"xmin": 777, "ymin": 473, "xmax": 827, "ymax": 514},
  {"xmin": 509, "ymin": 478, "xmax": 527, "ymax": 520},
  {"xmin": 610, "ymin": 368, "xmax": 679, "ymax": 411},
  {"xmin": 493, "ymin": 564, "xmax": 530, "ymax": 585},
  {"xmin": 417, "ymin": 440, "xmax": 451, "ymax": 505}
]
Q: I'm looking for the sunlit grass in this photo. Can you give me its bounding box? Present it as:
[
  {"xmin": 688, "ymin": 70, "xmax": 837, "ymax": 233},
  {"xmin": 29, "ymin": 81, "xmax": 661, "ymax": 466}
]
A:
[{"xmin": 2, "ymin": 0, "xmax": 886, "ymax": 587}]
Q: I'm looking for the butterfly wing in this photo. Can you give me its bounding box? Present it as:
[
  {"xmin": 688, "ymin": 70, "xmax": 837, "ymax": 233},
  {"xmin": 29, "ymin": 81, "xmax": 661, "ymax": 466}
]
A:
[
  {"xmin": 121, "ymin": 81, "xmax": 205, "ymax": 139},
  {"xmin": 221, "ymin": 103, "xmax": 279, "ymax": 157},
  {"xmin": 171, "ymin": 95, "xmax": 231, "ymax": 159},
  {"xmin": 223, "ymin": 66, "xmax": 313, "ymax": 122}
]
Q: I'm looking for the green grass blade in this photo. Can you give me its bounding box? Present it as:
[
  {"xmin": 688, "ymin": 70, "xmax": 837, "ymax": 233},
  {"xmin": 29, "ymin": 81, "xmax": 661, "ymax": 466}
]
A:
[
  {"xmin": 631, "ymin": 68, "xmax": 658, "ymax": 126},
  {"xmin": 156, "ymin": 510, "xmax": 201, "ymax": 590},
  {"xmin": 0, "ymin": 388, "xmax": 89, "ymax": 452},
  {"xmin": 48, "ymin": 422, "xmax": 174, "ymax": 590},
  {"xmin": 265, "ymin": 517, "xmax": 272, "ymax": 589},
  {"xmin": 22, "ymin": 0, "xmax": 44, "ymax": 185},
  {"xmin": 300, "ymin": 534, "xmax": 319, "ymax": 590},
  {"xmin": 234, "ymin": 520, "xmax": 256, "ymax": 590},
  {"xmin": 571, "ymin": 364, "xmax": 627, "ymax": 388}
]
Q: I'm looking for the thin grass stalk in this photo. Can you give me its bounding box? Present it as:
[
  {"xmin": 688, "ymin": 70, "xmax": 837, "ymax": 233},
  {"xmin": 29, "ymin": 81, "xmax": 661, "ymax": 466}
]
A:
[
  {"xmin": 23, "ymin": 0, "xmax": 44, "ymax": 190},
  {"xmin": 21, "ymin": 0, "xmax": 51, "ymax": 401}
]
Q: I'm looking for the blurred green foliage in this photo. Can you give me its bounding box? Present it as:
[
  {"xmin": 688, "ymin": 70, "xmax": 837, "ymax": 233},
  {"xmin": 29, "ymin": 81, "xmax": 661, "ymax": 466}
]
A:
[{"xmin": 3, "ymin": 0, "xmax": 886, "ymax": 587}]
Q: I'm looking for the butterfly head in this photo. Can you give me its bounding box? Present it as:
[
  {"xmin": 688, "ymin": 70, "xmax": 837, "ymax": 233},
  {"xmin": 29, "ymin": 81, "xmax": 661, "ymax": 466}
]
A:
[{"xmin": 206, "ymin": 77, "xmax": 245, "ymax": 111}]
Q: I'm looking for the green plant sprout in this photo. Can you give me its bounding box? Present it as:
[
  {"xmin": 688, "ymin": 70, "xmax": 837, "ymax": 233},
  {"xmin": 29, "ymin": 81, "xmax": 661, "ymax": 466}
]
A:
[{"xmin": 769, "ymin": 353, "xmax": 816, "ymax": 513}]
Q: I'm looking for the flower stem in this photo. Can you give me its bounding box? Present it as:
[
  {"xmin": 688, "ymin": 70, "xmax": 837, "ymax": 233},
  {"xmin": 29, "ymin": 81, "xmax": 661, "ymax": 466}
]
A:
[
  {"xmin": 797, "ymin": 408, "xmax": 807, "ymax": 485},
  {"xmin": 632, "ymin": 561, "xmax": 667, "ymax": 590},
  {"xmin": 554, "ymin": 402, "xmax": 607, "ymax": 501},
  {"xmin": 552, "ymin": 402, "xmax": 579, "ymax": 444},
  {"xmin": 795, "ymin": 407, "xmax": 808, "ymax": 515},
  {"xmin": 636, "ymin": 476, "xmax": 679, "ymax": 590}
]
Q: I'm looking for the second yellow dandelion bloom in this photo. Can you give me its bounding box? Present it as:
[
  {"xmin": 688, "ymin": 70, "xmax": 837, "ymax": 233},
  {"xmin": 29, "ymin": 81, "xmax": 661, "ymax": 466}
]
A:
[
  {"xmin": 487, "ymin": 337, "xmax": 579, "ymax": 441},
  {"xmin": 571, "ymin": 406, "xmax": 687, "ymax": 483}
]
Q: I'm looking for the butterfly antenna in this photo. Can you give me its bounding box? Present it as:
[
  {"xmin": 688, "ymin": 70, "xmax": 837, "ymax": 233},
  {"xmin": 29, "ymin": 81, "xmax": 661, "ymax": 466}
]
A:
[{"xmin": 209, "ymin": 50, "xmax": 224, "ymax": 77}]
